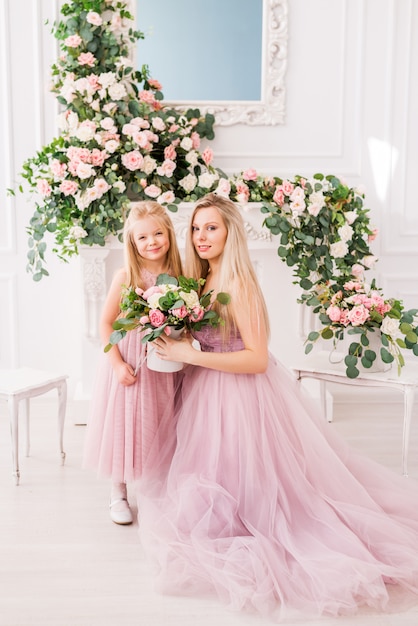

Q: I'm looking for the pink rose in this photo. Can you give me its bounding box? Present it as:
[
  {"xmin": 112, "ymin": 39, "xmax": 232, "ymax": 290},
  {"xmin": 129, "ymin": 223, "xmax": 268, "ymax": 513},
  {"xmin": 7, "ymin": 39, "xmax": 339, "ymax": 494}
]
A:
[
  {"xmin": 157, "ymin": 159, "xmax": 176, "ymax": 177},
  {"xmin": 368, "ymin": 228, "xmax": 379, "ymax": 242},
  {"xmin": 273, "ymin": 187, "xmax": 285, "ymax": 206},
  {"xmin": 282, "ymin": 180, "xmax": 294, "ymax": 196},
  {"xmin": 144, "ymin": 185, "xmax": 162, "ymax": 198},
  {"xmin": 242, "ymin": 168, "xmax": 258, "ymax": 181},
  {"xmin": 148, "ymin": 78, "xmax": 162, "ymax": 90},
  {"xmin": 164, "ymin": 144, "xmax": 177, "ymax": 160},
  {"xmin": 139, "ymin": 90, "xmax": 156, "ymax": 105},
  {"xmin": 351, "ymin": 264, "xmax": 364, "ymax": 278},
  {"xmin": 347, "ymin": 305, "xmax": 370, "ymax": 326},
  {"xmin": 158, "ymin": 191, "xmax": 175, "ymax": 204},
  {"xmin": 59, "ymin": 180, "xmax": 78, "ymax": 196},
  {"xmin": 86, "ymin": 11, "xmax": 102, "ymax": 26},
  {"xmin": 215, "ymin": 178, "xmax": 231, "ymax": 198},
  {"xmin": 149, "ymin": 309, "xmax": 166, "ymax": 327},
  {"xmin": 189, "ymin": 306, "xmax": 205, "ymax": 322},
  {"xmin": 50, "ymin": 159, "xmax": 67, "ymax": 179},
  {"xmin": 36, "ymin": 179, "xmax": 52, "ymax": 197},
  {"xmin": 143, "ymin": 285, "xmax": 163, "ymax": 299},
  {"xmin": 327, "ymin": 305, "xmax": 341, "ymax": 322},
  {"xmin": 171, "ymin": 305, "xmax": 188, "ymax": 319},
  {"xmin": 65, "ymin": 34, "xmax": 82, "ymax": 48},
  {"xmin": 191, "ymin": 131, "xmax": 200, "ymax": 150},
  {"xmin": 202, "ymin": 148, "xmax": 214, "ymax": 166},
  {"xmin": 139, "ymin": 316, "xmax": 149, "ymax": 325},
  {"xmin": 121, "ymin": 151, "xmax": 144, "ymax": 171},
  {"xmin": 77, "ymin": 52, "xmax": 96, "ymax": 67}
]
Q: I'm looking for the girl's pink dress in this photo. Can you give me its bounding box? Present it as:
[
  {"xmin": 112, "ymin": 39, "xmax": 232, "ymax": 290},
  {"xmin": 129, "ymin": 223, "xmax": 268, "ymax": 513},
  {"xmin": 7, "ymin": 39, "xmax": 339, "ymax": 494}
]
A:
[
  {"xmin": 137, "ymin": 326, "xmax": 418, "ymax": 621},
  {"xmin": 83, "ymin": 268, "xmax": 177, "ymax": 484}
]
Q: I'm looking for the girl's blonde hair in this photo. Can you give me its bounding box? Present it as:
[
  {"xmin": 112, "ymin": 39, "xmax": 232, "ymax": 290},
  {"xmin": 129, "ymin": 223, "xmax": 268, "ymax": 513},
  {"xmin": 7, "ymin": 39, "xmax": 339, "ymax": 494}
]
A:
[
  {"xmin": 185, "ymin": 193, "xmax": 270, "ymax": 337},
  {"xmin": 123, "ymin": 201, "xmax": 183, "ymax": 288}
]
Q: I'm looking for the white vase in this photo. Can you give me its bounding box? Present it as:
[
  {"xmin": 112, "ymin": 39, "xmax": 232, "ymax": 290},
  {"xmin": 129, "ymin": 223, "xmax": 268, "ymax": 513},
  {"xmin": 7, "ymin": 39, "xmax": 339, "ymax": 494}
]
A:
[
  {"xmin": 146, "ymin": 328, "xmax": 184, "ymax": 373},
  {"xmin": 329, "ymin": 330, "xmax": 392, "ymax": 374}
]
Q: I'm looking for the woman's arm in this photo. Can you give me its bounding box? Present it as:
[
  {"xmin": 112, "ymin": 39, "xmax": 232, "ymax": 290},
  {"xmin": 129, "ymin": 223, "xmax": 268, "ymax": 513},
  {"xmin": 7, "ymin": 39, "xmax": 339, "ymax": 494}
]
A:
[{"xmin": 154, "ymin": 297, "xmax": 269, "ymax": 374}]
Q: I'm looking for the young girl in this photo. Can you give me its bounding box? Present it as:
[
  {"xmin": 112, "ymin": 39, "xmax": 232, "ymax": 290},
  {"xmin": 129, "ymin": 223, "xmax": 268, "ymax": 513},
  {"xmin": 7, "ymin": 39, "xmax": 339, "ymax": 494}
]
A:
[
  {"xmin": 83, "ymin": 200, "xmax": 183, "ymax": 525},
  {"xmin": 137, "ymin": 193, "xmax": 418, "ymax": 620}
]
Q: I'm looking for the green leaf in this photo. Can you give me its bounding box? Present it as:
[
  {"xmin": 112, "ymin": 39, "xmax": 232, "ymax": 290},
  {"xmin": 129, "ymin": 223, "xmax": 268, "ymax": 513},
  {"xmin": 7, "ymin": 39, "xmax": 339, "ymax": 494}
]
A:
[
  {"xmin": 381, "ymin": 348, "xmax": 394, "ymax": 363},
  {"xmin": 321, "ymin": 328, "xmax": 334, "ymax": 340},
  {"xmin": 308, "ymin": 331, "xmax": 320, "ymax": 341},
  {"xmin": 305, "ymin": 343, "xmax": 314, "ymax": 354},
  {"xmin": 346, "ymin": 365, "xmax": 360, "ymax": 379},
  {"xmin": 216, "ymin": 292, "xmax": 231, "ymax": 305}
]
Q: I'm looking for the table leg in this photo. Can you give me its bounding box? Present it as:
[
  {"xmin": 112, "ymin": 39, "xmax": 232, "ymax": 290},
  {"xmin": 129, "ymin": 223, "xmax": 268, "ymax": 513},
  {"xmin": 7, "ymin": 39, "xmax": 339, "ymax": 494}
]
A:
[
  {"xmin": 402, "ymin": 386, "xmax": 414, "ymax": 477},
  {"xmin": 57, "ymin": 381, "xmax": 67, "ymax": 464},
  {"xmin": 24, "ymin": 397, "xmax": 30, "ymax": 457},
  {"xmin": 8, "ymin": 396, "xmax": 20, "ymax": 485}
]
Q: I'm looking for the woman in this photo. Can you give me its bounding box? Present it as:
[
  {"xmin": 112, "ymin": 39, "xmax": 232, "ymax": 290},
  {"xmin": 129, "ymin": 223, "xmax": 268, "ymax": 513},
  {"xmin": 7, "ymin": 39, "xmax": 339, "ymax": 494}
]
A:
[{"xmin": 137, "ymin": 193, "xmax": 418, "ymax": 620}]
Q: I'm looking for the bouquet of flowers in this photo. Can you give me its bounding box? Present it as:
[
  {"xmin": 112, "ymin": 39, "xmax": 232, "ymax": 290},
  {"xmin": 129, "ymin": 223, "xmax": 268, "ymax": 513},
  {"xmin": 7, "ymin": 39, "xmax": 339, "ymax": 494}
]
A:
[
  {"xmin": 104, "ymin": 273, "xmax": 230, "ymax": 352},
  {"xmin": 304, "ymin": 277, "xmax": 418, "ymax": 378}
]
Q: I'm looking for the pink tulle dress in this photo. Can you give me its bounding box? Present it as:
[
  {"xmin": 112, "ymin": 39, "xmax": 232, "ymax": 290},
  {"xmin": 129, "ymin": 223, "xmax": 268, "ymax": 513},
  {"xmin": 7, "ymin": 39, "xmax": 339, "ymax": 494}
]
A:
[
  {"xmin": 137, "ymin": 326, "xmax": 418, "ymax": 621},
  {"xmin": 83, "ymin": 268, "xmax": 178, "ymax": 484}
]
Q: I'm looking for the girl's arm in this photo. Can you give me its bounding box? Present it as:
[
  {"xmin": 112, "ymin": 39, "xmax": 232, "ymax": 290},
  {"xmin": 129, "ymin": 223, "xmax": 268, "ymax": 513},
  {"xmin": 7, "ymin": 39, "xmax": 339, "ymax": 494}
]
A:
[
  {"xmin": 155, "ymin": 297, "xmax": 269, "ymax": 374},
  {"xmin": 100, "ymin": 268, "xmax": 137, "ymax": 384}
]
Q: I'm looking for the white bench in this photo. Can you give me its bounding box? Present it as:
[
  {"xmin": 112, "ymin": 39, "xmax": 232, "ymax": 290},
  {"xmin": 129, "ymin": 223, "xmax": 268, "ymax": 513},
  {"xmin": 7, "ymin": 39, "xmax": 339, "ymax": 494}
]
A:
[
  {"xmin": 291, "ymin": 351, "xmax": 418, "ymax": 477},
  {"xmin": 0, "ymin": 368, "xmax": 68, "ymax": 484}
]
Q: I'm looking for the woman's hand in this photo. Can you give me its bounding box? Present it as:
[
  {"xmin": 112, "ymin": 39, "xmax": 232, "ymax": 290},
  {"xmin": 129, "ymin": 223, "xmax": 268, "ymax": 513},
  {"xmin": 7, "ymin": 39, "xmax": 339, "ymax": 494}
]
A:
[{"xmin": 152, "ymin": 332, "xmax": 196, "ymax": 364}]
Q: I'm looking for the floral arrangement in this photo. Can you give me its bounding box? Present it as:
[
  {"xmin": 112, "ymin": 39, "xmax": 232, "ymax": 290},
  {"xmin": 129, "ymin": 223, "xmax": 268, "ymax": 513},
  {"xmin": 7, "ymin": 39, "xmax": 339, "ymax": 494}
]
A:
[
  {"xmin": 14, "ymin": 0, "xmax": 221, "ymax": 281},
  {"xmin": 303, "ymin": 277, "xmax": 418, "ymax": 378},
  {"xmin": 12, "ymin": 0, "xmax": 418, "ymax": 379},
  {"xmin": 105, "ymin": 273, "xmax": 230, "ymax": 351}
]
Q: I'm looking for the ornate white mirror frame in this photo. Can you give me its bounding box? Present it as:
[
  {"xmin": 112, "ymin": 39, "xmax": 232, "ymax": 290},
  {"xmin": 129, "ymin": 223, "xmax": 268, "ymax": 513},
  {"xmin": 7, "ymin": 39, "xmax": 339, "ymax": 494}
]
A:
[{"xmin": 132, "ymin": 0, "xmax": 288, "ymax": 126}]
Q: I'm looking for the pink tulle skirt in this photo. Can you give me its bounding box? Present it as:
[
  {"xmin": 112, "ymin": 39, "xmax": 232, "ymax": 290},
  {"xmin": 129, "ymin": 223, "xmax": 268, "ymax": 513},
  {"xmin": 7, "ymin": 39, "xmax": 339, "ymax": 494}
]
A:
[
  {"xmin": 83, "ymin": 328, "xmax": 178, "ymax": 484},
  {"xmin": 137, "ymin": 349, "xmax": 418, "ymax": 620}
]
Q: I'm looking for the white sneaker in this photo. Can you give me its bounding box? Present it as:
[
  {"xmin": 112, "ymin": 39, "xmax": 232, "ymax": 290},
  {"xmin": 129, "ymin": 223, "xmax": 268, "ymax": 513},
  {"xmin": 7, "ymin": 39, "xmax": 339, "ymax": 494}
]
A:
[{"xmin": 109, "ymin": 498, "xmax": 133, "ymax": 525}]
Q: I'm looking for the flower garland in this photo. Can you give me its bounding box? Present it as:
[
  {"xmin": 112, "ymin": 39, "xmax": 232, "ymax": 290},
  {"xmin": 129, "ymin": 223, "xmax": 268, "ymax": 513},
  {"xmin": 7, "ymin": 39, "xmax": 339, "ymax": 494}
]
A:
[{"xmin": 12, "ymin": 0, "xmax": 418, "ymax": 378}]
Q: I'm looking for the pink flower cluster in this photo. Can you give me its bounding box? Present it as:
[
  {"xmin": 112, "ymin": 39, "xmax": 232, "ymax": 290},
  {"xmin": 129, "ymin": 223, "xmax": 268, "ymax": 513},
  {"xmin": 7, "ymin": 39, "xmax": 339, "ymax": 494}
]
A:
[
  {"xmin": 326, "ymin": 281, "xmax": 392, "ymax": 327},
  {"xmin": 134, "ymin": 284, "xmax": 205, "ymax": 333}
]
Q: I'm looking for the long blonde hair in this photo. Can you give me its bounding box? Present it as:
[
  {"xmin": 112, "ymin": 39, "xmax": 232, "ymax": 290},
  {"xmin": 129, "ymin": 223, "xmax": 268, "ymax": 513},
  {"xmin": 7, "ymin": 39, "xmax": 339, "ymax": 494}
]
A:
[
  {"xmin": 123, "ymin": 201, "xmax": 183, "ymax": 288},
  {"xmin": 185, "ymin": 193, "xmax": 270, "ymax": 337}
]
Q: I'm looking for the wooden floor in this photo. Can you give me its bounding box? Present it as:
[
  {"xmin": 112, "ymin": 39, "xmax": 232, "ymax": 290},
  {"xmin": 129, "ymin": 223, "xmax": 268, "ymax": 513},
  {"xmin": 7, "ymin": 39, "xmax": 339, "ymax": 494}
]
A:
[{"xmin": 1, "ymin": 389, "xmax": 418, "ymax": 626}]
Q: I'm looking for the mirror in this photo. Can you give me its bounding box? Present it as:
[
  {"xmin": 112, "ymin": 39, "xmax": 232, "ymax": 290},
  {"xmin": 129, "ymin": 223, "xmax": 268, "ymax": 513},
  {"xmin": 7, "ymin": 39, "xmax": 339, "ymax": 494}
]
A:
[{"xmin": 134, "ymin": 0, "xmax": 288, "ymax": 125}]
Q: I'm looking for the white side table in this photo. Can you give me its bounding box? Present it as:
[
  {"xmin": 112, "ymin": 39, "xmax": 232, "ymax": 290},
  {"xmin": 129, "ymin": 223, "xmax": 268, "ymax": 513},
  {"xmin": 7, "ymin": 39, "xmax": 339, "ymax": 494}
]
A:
[
  {"xmin": 291, "ymin": 351, "xmax": 418, "ymax": 477},
  {"xmin": 0, "ymin": 368, "xmax": 68, "ymax": 484}
]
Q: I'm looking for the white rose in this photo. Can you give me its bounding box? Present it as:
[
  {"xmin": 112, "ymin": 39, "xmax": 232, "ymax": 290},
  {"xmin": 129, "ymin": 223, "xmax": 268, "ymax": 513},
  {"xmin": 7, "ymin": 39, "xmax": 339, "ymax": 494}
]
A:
[
  {"xmin": 345, "ymin": 210, "xmax": 358, "ymax": 225},
  {"xmin": 363, "ymin": 255, "xmax": 378, "ymax": 268},
  {"xmin": 113, "ymin": 180, "xmax": 126, "ymax": 193},
  {"xmin": 185, "ymin": 150, "xmax": 199, "ymax": 166},
  {"xmin": 152, "ymin": 117, "xmax": 166, "ymax": 131},
  {"xmin": 75, "ymin": 125, "xmax": 96, "ymax": 141},
  {"xmin": 180, "ymin": 137, "xmax": 193, "ymax": 151},
  {"xmin": 338, "ymin": 223, "xmax": 354, "ymax": 243},
  {"xmin": 69, "ymin": 226, "xmax": 88, "ymax": 240},
  {"xmin": 179, "ymin": 290, "xmax": 199, "ymax": 308},
  {"xmin": 142, "ymin": 155, "xmax": 157, "ymax": 175},
  {"xmin": 198, "ymin": 172, "xmax": 217, "ymax": 189},
  {"xmin": 147, "ymin": 293, "xmax": 163, "ymax": 309},
  {"xmin": 99, "ymin": 72, "xmax": 116, "ymax": 89},
  {"xmin": 76, "ymin": 162, "xmax": 95, "ymax": 179},
  {"xmin": 104, "ymin": 139, "xmax": 120, "ymax": 153},
  {"xmin": 108, "ymin": 82, "xmax": 127, "ymax": 100},
  {"xmin": 179, "ymin": 174, "xmax": 197, "ymax": 193},
  {"xmin": 100, "ymin": 117, "xmax": 115, "ymax": 130},
  {"xmin": 381, "ymin": 317, "xmax": 402, "ymax": 339},
  {"xmin": 330, "ymin": 240, "xmax": 349, "ymax": 258}
]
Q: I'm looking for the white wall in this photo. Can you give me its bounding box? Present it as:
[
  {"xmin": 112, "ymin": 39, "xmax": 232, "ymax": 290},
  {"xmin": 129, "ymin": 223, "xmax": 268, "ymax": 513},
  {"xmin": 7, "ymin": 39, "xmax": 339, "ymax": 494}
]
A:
[{"xmin": 1, "ymin": 0, "xmax": 417, "ymax": 422}]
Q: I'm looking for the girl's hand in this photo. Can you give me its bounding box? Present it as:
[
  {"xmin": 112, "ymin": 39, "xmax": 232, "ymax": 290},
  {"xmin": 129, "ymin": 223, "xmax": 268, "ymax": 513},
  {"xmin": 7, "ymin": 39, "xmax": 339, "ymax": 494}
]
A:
[
  {"xmin": 114, "ymin": 360, "xmax": 137, "ymax": 386},
  {"xmin": 152, "ymin": 332, "xmax": 196, "ymax": 364}
]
